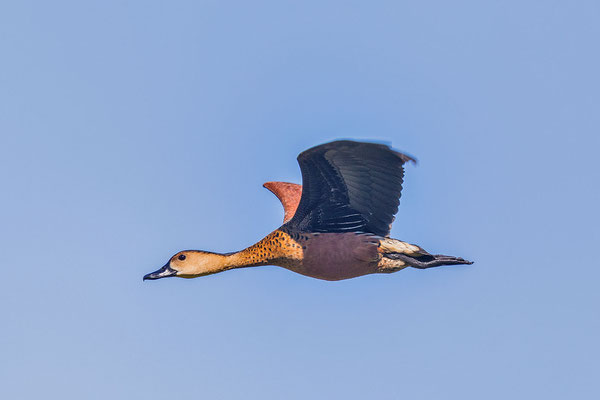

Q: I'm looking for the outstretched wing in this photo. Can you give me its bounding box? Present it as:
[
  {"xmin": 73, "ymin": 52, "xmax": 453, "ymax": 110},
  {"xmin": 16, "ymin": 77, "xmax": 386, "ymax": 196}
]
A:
[
  {"xmin": 285, "ymin": 140, "xmax": 416, "ymax": 237},
  {"xmin": 263, "ymin": 181, "xmax": 302, "ymax": 223}
]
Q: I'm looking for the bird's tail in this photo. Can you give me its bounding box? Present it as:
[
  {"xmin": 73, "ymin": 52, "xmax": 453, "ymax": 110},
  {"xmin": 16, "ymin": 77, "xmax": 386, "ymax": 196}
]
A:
[
  {"xmin": 384, "ymin": 252, "xmax": 473, "ymax": 269},
  {"xmin": 379, "ymin": 238, "xmax": 473, "ymax": 269}
]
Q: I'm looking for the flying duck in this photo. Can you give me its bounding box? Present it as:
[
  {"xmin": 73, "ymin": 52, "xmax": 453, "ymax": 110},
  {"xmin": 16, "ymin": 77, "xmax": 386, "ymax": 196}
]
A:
[{"xmin": 144, "ymin": 140, "xmax": 472, "ymax": 282}]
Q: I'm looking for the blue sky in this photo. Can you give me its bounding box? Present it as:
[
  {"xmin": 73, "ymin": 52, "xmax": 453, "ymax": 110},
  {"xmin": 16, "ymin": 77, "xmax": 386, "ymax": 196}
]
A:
[{"xmin": 1, "ymin": 1, "xmax": 599, "ymax": 399}]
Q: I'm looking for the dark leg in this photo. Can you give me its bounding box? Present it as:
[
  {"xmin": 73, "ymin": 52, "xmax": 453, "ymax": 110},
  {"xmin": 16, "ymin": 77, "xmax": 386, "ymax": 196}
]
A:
[{"xmin": 384, "ymin": 253, "xmax": 473, "ymax": 269}]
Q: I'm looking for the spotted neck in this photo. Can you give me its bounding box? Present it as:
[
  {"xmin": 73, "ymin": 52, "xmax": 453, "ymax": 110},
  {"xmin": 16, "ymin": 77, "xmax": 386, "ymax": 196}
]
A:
[
  {"xmin": 185, "ymin": 229, "xmax": 301, "ymax": 278},
  {"xmin": 221, "ymin": 248, "xmax": 270, "ymax": 270},
  {"xmin": 222, "ymin": 229, "xmax": 300, "ymax": 270}
]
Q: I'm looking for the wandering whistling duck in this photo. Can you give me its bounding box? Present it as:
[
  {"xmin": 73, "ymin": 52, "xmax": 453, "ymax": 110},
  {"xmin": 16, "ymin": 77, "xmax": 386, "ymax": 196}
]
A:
[{"xmin": 144, "ymin": 140, "xmax": 472, "ymax": 282}]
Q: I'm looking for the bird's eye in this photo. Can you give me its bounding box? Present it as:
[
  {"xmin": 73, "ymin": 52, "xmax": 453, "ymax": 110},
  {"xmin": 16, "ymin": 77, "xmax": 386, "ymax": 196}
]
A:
[{"xmin": 178, "ymin": 254, "xmax": 186, "ymax": 261}]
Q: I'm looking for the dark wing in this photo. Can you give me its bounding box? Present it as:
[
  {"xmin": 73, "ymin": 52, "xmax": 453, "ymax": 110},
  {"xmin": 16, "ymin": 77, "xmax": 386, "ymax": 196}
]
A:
[{"xmin": 285, "ymin": 140, "xmax": 416, "ymax": 237}]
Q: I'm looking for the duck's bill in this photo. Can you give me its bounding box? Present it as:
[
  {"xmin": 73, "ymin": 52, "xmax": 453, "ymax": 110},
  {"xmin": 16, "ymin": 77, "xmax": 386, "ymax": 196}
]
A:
[{"xmin": 143, "ymin": 263, "xmax": 177, "ymax": 281}]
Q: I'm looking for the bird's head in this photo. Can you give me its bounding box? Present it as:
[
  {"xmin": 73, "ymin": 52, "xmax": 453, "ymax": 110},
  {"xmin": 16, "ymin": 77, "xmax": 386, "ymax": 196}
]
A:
[{"xmin": 143, "ymin": 250, "xmax": 228, "ymax": 281}]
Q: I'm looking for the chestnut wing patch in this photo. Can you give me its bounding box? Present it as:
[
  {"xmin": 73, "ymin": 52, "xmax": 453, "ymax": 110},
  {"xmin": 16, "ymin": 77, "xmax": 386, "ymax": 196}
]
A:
[{"xmin": 263, "ymin": 181, "xmax": 302, "ymax": 223}]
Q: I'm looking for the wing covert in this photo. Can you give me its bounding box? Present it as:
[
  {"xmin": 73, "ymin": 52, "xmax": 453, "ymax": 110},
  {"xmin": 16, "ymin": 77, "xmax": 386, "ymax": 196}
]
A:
[{"xmin": 263, "ymin": 181, "xmax": 302, "ymax": 223}]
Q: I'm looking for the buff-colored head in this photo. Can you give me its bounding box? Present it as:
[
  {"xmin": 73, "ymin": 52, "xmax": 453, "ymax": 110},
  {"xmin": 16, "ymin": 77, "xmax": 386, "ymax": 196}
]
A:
[{"xmin": 143, "ymin": 250, "xmax": 228, "ymax": 280}]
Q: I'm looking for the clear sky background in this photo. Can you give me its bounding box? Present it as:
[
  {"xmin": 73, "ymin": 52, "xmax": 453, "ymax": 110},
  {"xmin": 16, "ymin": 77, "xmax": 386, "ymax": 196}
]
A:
[{"xmin": 1, "ymin": 1, "xmax": 599, "ymax": 399}]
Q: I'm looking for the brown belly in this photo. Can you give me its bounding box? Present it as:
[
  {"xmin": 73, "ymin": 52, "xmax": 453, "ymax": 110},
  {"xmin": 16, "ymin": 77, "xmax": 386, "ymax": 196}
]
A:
[{"xmin": 279, "ymin": 232, "xmax": 382, "ymax": 281}]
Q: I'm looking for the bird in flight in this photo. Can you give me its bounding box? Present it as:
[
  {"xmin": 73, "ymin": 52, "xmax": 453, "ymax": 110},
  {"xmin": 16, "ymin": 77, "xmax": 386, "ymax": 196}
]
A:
[{"xmin": 144, "ymin": 140, "xmax": 472, "ymax": 282}]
